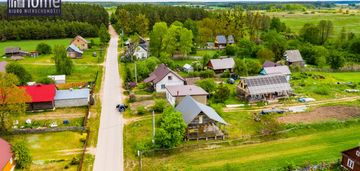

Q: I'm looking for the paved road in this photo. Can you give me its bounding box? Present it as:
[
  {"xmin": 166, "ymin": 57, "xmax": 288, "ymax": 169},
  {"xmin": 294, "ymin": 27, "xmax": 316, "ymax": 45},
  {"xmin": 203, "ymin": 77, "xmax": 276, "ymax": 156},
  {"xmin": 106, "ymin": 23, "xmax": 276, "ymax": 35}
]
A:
[{"xmin": 93, "ymin": 25, "xmax": 124, "ymax": 171}]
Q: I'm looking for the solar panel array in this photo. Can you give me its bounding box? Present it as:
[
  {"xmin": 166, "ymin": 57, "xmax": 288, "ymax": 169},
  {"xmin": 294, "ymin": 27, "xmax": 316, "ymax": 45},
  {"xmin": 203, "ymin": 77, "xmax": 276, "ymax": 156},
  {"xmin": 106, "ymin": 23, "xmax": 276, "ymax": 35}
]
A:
[{"xmin": 244, "ymin": 75, "xmax": 291, "ymax": 95}]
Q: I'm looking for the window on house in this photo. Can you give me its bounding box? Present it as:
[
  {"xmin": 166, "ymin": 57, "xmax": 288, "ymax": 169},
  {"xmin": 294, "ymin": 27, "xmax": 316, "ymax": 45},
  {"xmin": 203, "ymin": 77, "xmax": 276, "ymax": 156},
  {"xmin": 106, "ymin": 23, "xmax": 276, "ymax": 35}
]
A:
[
  {"xmin": 199, "ymin": 115, "xmax": 203, "ymax": 124},
  {"xmin": 347, "ymin": 159, "xmax": 354, "ymax": 169},
  {"xmin": 168, "ymin": 76, "xmax": 172, "ymax": 80},
  {"xmin": 161, "ymin": 84, "xmax": 165, "ymax": 89}
]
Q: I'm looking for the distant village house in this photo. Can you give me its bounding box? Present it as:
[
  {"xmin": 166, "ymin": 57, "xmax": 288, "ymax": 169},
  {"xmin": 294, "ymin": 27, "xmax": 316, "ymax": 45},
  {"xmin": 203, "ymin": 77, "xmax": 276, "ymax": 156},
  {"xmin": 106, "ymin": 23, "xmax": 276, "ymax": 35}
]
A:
[
  {"xmin": 4, "ymin": 47, "xmax": 29, "ymax": 57},
  {"xmin": 67, "ymin": 44, "xmax": 83, "ymax": 58},
  {"xmin": 284, "ymin": 50, "xmax": 305, "ymax": 67},
  {"xmin": 70, "ymin": 35, "xmax": 89, "ymax": 50},
  {"xmin": 214, "ymin": 35, "xmax": 234, "ymax": 48},
  {"xmin": 207, "ymin": 58, "xmax": 235, "ymax": 73},
  {"xmin": 133, "ymin": 44, "xmax": 148, "ymax": 60},
  {"xmin": 165, "ymin": 85, "xmax": 208, "ymax": 106},
  {"xmin": 144, "ymin": 64, "xmax": 185, "ymax": 92}
]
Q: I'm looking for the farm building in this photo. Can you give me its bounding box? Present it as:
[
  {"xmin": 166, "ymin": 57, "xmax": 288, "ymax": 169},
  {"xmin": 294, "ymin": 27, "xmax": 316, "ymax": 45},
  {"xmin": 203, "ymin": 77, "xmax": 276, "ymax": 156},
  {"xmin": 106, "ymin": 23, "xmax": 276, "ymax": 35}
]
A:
[
  {"xmin": 260, "ymin": 65, "xmax": 291, "ymax": 81},
  {"xmin": 66, "ymin": 44, "xmax": 83, "ymax": 58},
  {"xmin": 176, "ymin": 95, "xmax": 227, "ymax": 140},
  {"xmin": 214, "ymin": 35, "xmax": 234, "ymax": 48},
  {"xmin": 144, "ymin": 64, "xmax": 185, "ymax": 92},
  {"xmin": 48, "ymin": 75, "xmax": 66, "ymax": 84},
  {"xmin": 284, "ymin": 50, "xmax": 305, "ymax": 67},
  {"xmin": 0, "ymin": 138, "xmax": 15, "ymax": 171},
  {"xmin": 262, "ymin": 60, "xmax": 280, "ymax": 68},
  {"xmin": 237, "ymin": 74, "xmax": 292, "ymax": 102},
  {"xmin": 133, "ymin": 44, "xmax": 148, "ymax": 60},
  {"xmin": 54, "ymin": 88, "xmax": 90, "ymax": 108},
  {"xmin": 4, "ymin": 47, "xmax": 29, "ymax": 57},
  {"xmin": 20, "ymin": 84, "xmax": 56, "ymax": 111},
  {"xmin": 0, "ymin": 62, "xmax": 7, "ymax": 72},
  {"xmin": 183, "ymin": 63, "xmax": 194, "ymax": 72},
  {"xmin": 70, "ymin": 35, "xmax": 89, "ymax": 50},
  {"xmin": 341, "ymin": 146, "xmax": 360, "ymax": 171},
  {"xmin": 207, "ymin": 58, "xmax": 235, "ymax": 73},
  {"xmin": 165, "ymin": 85, "xmax": 208, "ymax": 106}
]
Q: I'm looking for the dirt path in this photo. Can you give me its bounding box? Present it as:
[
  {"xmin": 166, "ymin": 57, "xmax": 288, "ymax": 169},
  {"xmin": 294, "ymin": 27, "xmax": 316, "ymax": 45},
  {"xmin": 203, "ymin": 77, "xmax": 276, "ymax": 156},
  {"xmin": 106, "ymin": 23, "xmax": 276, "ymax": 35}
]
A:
[
  {"xmin": 20, "ymin": 113, "xmax": 84, "ymax": 120},
  {"xmin": 278, "ymin": 106, "xmax": 360, "ymax": 124}
]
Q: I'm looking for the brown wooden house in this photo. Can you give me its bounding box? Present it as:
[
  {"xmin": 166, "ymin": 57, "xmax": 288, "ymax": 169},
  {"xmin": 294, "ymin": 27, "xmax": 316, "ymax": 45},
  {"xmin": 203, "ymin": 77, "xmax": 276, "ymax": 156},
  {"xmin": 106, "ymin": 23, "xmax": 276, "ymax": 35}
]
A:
[
  {"xmin": 4, "ymin": 47, "xmax": 29, "ymax": 57},
  {"xmin": 70, "ymin": 35, "xmax": 89, "ymax": 50},
  {"xmin": 175, "ymin": 95, "xmax": 227, "ymax": 140},
  {"xmin": 237, "ymin": 74, "xmax": 292, "ymax": 102},
  {"xmin": 341, "ymin": 146, "xmax": 360, "ymax": 171},
  {"xmin": 284, "ymin": 50, "xmax": 305, "ymax": 67},
  {"xmin": 207, "ymin": 58, "xmax": 235, "ymax": 74}
]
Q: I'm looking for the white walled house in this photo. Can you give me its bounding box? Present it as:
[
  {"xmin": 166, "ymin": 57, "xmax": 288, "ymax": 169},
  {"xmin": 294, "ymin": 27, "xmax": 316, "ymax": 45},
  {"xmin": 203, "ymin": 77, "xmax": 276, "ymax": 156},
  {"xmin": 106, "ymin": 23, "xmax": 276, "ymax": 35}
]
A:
[
  {"xmin": 133, "ymin": 45, "xmax": 148, "ymax": 60},
  {"xmin": 144, "ymin": 64, "xmax": 185, "ymax": 92}
]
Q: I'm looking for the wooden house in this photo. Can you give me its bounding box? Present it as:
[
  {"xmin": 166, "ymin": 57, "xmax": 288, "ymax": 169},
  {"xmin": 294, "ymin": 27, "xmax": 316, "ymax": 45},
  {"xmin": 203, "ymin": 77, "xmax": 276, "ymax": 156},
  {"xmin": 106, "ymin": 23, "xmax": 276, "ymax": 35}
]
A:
[
  {"xmin": 21, "ymin": 84, "xmax": 56, "ymax": 111},
  {"xmin": 207, "ymin": 58, "xmax": 235, "ymax": 74},
  {"xmin": 66, "ymin": 44, "xmax": 83, "ymax": 58},
  {"xmin": 284, "ymin": 50, "xmax": 305, "ymax": 67},
  {"xmin": 70, "ymin": 35, "xmax": 89, "ymax": 50},
  {"xmin": 236, "ymin": 75, "xmax": 292, "ymax": 102},
  {"xmin": 144, "ymin": 64, "xmax": 185, "ymax": 92},
  {"xmin": 341, "ymin": 146, "xmax": 360, "ymax": 171},
  {"xmin": 214, "ymin": 35, "xmax": 234, "ymax": 48},
  {"xmin": 165, "ymin": 85, "xmax": 208, "ymax": 106},
  {"xmin": 0, "ymin": 138, "xmax": 15, "ymax": 171},
  {"xmin": 176, "ymin": 95, "xmax": 227, "ymax": 140},
  {"xmin": 4, "ymin": 47, "xmax": 29, "ymax": 57}
]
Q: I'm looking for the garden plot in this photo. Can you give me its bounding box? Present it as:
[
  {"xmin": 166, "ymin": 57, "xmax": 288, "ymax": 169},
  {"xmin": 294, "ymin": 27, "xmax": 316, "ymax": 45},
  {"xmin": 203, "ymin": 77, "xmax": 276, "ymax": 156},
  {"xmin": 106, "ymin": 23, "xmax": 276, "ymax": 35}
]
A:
[{"xmin": 278, "ymin": 106, "xmax": 360, "ymax": 124}]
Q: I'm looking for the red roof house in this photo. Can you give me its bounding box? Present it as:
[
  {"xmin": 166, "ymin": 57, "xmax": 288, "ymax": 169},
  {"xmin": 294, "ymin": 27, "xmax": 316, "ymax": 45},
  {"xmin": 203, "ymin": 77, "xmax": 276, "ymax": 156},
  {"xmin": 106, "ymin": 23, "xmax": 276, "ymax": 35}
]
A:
[
  {"xmin": 20, "ymin": 84, "xmax": 56, "ymax": 111},
  {"xmin": 0, "ymin": 138, "xmax": 15, "ymax": 171}
]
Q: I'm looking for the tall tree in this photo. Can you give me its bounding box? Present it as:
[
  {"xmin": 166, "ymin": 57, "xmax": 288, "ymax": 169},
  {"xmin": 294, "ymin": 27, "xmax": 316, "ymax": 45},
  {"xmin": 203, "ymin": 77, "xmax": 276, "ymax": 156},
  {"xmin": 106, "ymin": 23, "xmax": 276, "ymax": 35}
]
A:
[
  {"xmin": 179, "ymin": 28, "xmax": 193, "ymax": 56},
  {"xmin": 12, "ymin": 141, "xmax": 32, "ymax": 169},
  {"xmin": 257, "ymin": 47, "xmax": 275, "ymax": 63},
  {"xmin": 262, "ymin": 30, "xmax": 287, "ymax": 60},
  {"xmin": 99, "ymin": 24, "xmax": 110, "ymax": 44},
  {"xmin": 54, "ymin": 45, "xmax": 73, "ymax": 75},
  {"xmin": 318, "ymin": 20, "xmax": 333, "ymax": 45},
  {"xmin": 5, "ymin": 63, "xmax": 32, "ymax": 85},
  {"xmin": 134, "ymin": 14, "xmax": 149, "ymax": 36},
  {"xmin": 300, "ymin": 23, "xmax": 320, "ymax": 44},
  {"xmin": 234, "ymin": 58, "xmax": 248, "ymax": 76},
  {"xmin": 0, "ymin": 73, "xmax": 30, "ymax": 134},
  {"xmin": 149, "ymin": 22, "xmax": 168, "ymax": 57}
]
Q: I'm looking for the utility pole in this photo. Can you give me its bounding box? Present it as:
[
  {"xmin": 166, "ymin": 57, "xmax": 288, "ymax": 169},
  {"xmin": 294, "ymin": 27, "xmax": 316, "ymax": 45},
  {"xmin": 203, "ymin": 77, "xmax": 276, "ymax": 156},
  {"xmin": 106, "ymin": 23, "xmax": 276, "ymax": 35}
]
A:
[
  {"xmin": 152, "ymin": 110, "xmax": 155, "ymax": 144},
  {"xmin": 134, "ymin": 61, "xmax": 138, "ymax": 83}
]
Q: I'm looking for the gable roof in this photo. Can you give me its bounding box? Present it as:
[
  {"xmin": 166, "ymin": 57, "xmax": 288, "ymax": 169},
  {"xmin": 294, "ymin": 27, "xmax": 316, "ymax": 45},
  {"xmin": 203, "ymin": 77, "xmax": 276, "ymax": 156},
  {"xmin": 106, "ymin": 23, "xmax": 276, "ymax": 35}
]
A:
[
  {"xmin": 0, "ymin": 138, "xmax": 12, "ymax": 170},
  {"xmin": 262, "ymin": 60, "xmax": 280, "ymax": 68},
  {"xmin": 67, "ymin": 44, "xmax": 83, "ymax": 54},
  {"xmin": 208, "ymin": 58, "xmax": 235, "ymax": 70},
  {"xmin": 166, "ymin": 85, "xmax": 208, "ymax": 97},
  {"xmin": 176, "ymin": 95, "xmax": 227, "ymax": 125},
  {"xmin": 342, "ymin": 146, "xmax": 360, "ymax": 162},
  {"xmin": 227, "ymin": 35, "xmax": 234, "ymax": 44},
  {"xmin": 55, "ymin": 88, "xmax": 90, "ymax": 100},
  {"xmin": 5, "ymin": 47, "xmax": 20, "ymax": 54},
  {"xmin": 20, "ymin": 84, "xmax": 56, "ymax": 103},
  {"xmin": 72, "ymin": 35, "xmax": 88, "ymax": 44},
  {"xmin": 263, "ymin": 65, "xmax": 291, "ymax": 75},
  {"xmin": 0, "ymin": 62, "xmax": 7, "ymax": 72},
  {"xmin": 144, "ymin": 64, "xmax": 184, "ymax": 84},
  {"xmin": 215, "ymin": 35, "xmax": 227, "ymax": 44},
  {"xmin": 241, "ymin": 75, "xmax": 291, "ymax": 95},
  {"xmin": 284, "ymin": 50, "xmax": 304, "ymax": 63}
]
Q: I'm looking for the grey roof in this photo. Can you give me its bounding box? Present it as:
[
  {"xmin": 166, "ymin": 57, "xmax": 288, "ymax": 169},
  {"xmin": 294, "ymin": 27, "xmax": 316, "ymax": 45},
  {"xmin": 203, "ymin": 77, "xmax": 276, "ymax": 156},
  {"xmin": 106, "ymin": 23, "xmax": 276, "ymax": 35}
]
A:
[
  {"xmin": 0, "ymin": 62, "xmax": 7, "ymax": 72},
  {"xmin": 227, "ymin": 35, "xmax": 234, "ymax": 44},
  {"xmin": 262, "ymin": 60, "xmax": 280, "ymax": 68},
  {"xmin": 215, "ymin": 35, "xmax": 227, "ymax": 44},
  {"xmin": 166, "ymin": 85, "xmax": 208, "ymax": 96},
  {"xmin": 208, "ymin": 58, "xmax": 235, "ymax": 70},
  {"xmin": 144, "ymin": 64, "xmax": 184, "ymax": 83},
  {"xmin": 67, "ymin": 44, "xmax": 83, "ymax": 54},
  {"xmin": 284, "ymin": 50, "xmax": 304, "ymax": 63},
  {"xmin": 241, "ymin": 75, "xmax": 291, "ymax": 95},
  {"xmin": 55, "ymin": 88, "xmax": 90, "ymax": 100},
  {"xmin": 176, "ymin": 95, "xmax": 227, "ymax": 125},
  {"xmin": 263, "ymin": 65, "xmax": 291, "ymax": 75},
  {"xmin": 5, "ymin": 47, "xmax": 20, "ymax": 54},
  {"xmin": 73, "ymin": 35, "xmax": 88, "ymax": 43}
]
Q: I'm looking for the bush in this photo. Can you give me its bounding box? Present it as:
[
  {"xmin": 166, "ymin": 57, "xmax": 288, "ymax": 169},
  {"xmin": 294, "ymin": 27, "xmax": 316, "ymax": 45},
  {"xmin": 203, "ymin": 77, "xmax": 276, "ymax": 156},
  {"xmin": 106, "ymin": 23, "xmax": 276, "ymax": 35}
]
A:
[
  {"xmin": 213, "ymin": 83, "xmax": 230, "ymax": 103},
  {"xmin": 12, "ymin": 142, "xmax": 32, "ymax": 169},
  {"xmin": 221, "ymin": 70, "xmax": 230, "ymax": 78},
  {"xmin": 36, "ymin": 43, "xmax": 52, "ymax": 54},
  {"xmin": 152, "ymin": 99, "xmax": 167, "ymax": 113},
  {"xmin": 137, "ymin": 106, "xmax": 146, "ymax": 115},
  {"xmin": 199, "ymin": 70, "xmax": 215, "ymax": 78},
  {"xmin": 6, "ymin": 63, "xmax": 32, "ymax": 85},
  {"xmin": 196, "ymin": 78, "xmax": 217, "ymax": 93}
]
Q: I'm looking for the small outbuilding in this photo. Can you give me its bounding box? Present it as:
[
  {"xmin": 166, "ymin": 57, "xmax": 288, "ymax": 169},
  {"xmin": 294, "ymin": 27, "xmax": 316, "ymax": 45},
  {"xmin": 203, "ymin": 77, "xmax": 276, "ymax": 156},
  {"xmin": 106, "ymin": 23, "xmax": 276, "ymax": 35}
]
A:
[
  {"xmin": 54, "ymin": 88, "xmax": 90, "ymax": 108},
  {"xmin": 165, "ymin": 85, "xmax": 208, "ymax": 106},
  {"xmin": 70, "ymin": 35, "xmax": 89, "ymax": 50},
  {"xmin": 48, "ymin": 75, "xmax": 66, "ymax": 84},
  {"xmin": 207, "ymin": 58, "xmax": 235, "ymax": 73},
  {"xmin": 176, "ymin": 95, "xmax": 227, "ymax": 140},
  {"xmin": 21, "ymin": 84, "xmax": 56, "ymax": 111},
  {"xmin": 341, "ymin": 146, "xmax": 360, "ymax": 171},
  {"xmin": 66, "ymin": 44, "xmax": 83, "ymax": 58},
  {"xmin": 183, "ymin": 63, "xmax": 194, "ymax": 72},
  {"xmin": 284, "ymin": 50, "xmax": 305, "ymax": 67},
  {"xmin": 0, "ymin": 138, "xmax": 15, "ymax": 171}
]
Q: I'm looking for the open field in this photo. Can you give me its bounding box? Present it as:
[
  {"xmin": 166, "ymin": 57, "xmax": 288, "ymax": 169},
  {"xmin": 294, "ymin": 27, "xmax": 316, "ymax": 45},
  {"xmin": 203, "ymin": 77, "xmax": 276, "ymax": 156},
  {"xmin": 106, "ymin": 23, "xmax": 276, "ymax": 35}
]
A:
[
  {"xmin": 141, "ymin": 124, "xmax": 360, "ymax": 171},
  {"xmin": 271, "ymin": 12, "xmax": 360, "ymax": 36},
  {"xmin": 4, "ymin": 131, "xmax": 86, "ymax": 171}
]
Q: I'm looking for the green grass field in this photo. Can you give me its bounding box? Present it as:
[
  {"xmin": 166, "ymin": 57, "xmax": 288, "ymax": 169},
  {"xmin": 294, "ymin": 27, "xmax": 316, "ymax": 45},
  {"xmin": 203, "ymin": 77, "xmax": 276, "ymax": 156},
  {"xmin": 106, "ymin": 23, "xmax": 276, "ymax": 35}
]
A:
[
  {"xmin": 142, "ymin": 124, "xmax": 360, "ymax": 171},
  {"xmin": 271, "ymin": 12, "xmax": 360, "ymax": 36},
  {"xmin": 4, "ymin": 131, "xmax": 86, "ymax": 171}
]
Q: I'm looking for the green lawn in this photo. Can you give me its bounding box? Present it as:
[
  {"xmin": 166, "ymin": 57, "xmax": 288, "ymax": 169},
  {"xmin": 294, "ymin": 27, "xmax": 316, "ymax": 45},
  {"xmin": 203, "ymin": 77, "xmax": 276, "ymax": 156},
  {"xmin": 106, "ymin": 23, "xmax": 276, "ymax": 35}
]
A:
[
  {"xmin": 4, "ymin": 131, "xmax": 86, "ymax": 171},
  {"xmin": 142, "ymin": 124, "xmax": 360, "ymax": 171},
  {"xmin": 271, "ymin": 12, "xmax": 360, "ymax": 36},
  {"xmin": 328, "ymin": 72, "xmax": 360, "ymax": 82}
]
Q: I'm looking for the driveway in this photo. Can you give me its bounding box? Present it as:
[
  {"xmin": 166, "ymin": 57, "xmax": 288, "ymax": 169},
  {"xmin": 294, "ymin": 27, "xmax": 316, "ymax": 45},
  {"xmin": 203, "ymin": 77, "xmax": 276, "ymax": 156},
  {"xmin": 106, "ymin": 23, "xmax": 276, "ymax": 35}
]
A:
[{"xmin": 93, "ymin": 25, "xmax": 124, "ymax": 171}]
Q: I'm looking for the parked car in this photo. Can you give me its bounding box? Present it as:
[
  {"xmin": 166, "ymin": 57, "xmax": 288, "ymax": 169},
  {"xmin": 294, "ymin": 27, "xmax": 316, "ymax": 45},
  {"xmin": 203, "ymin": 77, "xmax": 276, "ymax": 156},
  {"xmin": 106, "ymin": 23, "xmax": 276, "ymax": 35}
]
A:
[{"xmin": 116, "ymin": 104, "xmax": 127, "ymax": 112}]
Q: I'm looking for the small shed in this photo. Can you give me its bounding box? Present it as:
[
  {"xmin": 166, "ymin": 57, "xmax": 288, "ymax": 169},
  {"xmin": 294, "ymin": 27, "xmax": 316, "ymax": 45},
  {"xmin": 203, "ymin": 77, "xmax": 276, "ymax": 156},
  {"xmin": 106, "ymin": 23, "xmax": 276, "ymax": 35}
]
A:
[
  {"xmin": 54, "ymin": 88, "xmax": 90, "ymax": 108},
  {"xmin": 66, "ymin": 44, "xmax": 83, "ymax": 58},
  {"xmin": 284, "ymin": 50, "xmax": 305, "ymax": 67},
  {"xmin": 48, "ymin": 75, "xmax": 66, "ymax": 84},
  {"xmin": 5, "ymin": 47, "xmax": 29, "ymax": 57},
  {"xmin": 183, "ymin": 64, "xmax": 194, "ymax": 72}
]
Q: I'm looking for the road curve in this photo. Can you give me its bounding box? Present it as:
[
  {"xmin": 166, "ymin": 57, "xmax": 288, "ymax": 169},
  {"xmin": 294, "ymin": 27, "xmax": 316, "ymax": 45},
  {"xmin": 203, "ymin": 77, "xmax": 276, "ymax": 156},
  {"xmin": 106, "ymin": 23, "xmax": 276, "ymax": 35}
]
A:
[{"xmin": 93, "ymin": 25, "xmax": 124, "ymax": 171}]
